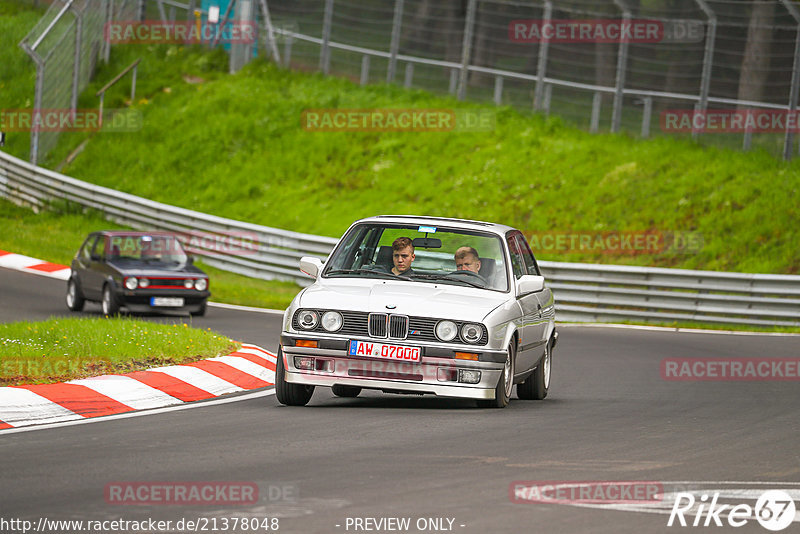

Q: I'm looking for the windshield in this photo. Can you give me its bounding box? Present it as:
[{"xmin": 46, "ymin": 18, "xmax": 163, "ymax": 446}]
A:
[
  {"xmin": 323, "ymin": 223, "xmax": 509, "ymax": 292},
  {"xmin": 104, "ymin": 234, "xmax": 188, "ymax": 264}
]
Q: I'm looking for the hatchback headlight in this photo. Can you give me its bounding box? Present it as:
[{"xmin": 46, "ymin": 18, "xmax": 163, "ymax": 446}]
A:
[
  {"xmin": 138, "ymin": 278, "xmax": 149, "ymax": 288},
  {"xmin": 194, "ymin": 278, "xmax": 208, "ymax": 291},
  {"xmin": 184, "ymin": 279, "xmax": 194, "ymax": 289},
  {"xmin": 435, "ymin": 320, "xmax": 458, "ymax": 342},
  {"xmin": 296, "ymin": 310, "xmax": 319, "ymax": 330},
  {"xmin": 321, "ymin": 311, "xmax": 343, "ymax": 332},
  {"xmin": 461, "ymin": 323, "xmax": 483, "ymax": 344},
  {"xmin": 125, "ymin": 277, "xmax": 138, "ymax": 290}
]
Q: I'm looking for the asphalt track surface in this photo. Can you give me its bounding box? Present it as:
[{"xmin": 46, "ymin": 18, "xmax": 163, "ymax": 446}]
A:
[{"xmin": 1, "ymin": 267, "xmax": 798, "ymax": 534}]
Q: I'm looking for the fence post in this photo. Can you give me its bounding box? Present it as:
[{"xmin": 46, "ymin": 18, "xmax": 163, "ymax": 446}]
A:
[
  {"xmin": 320, "ymin": 0, "xmax": 334, "ymax": 74},
  {"xmin": 211, "ymin": 0, "xmax": 237, "ymax": 48},
  {"xmin": 386, "ymin": 0, "xmax": 404, "ymax": 83},
  {"xmin": 611, "ymin": 0, "xmax": 630, "ymax": 133},
  {"xmin": 284, "ymin": 34, "xmax": 293, "ymax": 66},
  {"xmin": 590, "ymin": 91, "xmax": 601, "ymax": 133},
  {"xmin": 543, "ymin": 83, "xmax": 552, "ymax": 116},
  {"xmin": 534, "ymin": 0, "xmax": 552, "ymax": 110},
  {"xmin": 779, "ymin": 0, "xmax": 800, "ymax": 160},
  {"xmin": 360, "ymin": 55, "xmax": 370, "ymax": 85},
  {"xmin": 404, "ymin": 63, "xmax": 413, "ymax": 88},
  {"xmin": 693, "ymin": 0, "xmax": 716, "ymax": 140},
  {"xmin": 494, "ymin": 75, "xmax": 503, "ymax": 105},
  {"xmin": 456, "ymin": 0, "xmax": 477, "ymax": 101},
  {"xmin": 641, "ymin": 97, "xmax": 652, "ymax": 138},
  {"xmin": 71, "ymin": 6, "xmax": 82, "ymax": 115},
  {"xmin": 138, "ymin": 0, "xmax": 146, "ymax": 23},
  {"xmin": 449, "ymin": 68, "xmax": 458, "ymax": 95},
  {"xmin": 258, "ymin": 0, "xmax": 282, "ymax": 65},
  {"xmin": 30, "ymin": 57, "xmax": 45, "ymax": 165}
]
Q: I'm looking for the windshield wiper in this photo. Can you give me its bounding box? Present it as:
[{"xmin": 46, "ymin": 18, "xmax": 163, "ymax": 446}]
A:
[
  {"xmin": 325, "ymin": 268, "xmax": 410, "ymax": 281},
  {"xmin": 409, "ymin": 273, "xmax": 486, "ymax": 289}
]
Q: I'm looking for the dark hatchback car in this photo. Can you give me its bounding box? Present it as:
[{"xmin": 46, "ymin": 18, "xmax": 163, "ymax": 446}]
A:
[{"xmin": 66, "ymin": 231, "xmax": 210, "ymax": 316}]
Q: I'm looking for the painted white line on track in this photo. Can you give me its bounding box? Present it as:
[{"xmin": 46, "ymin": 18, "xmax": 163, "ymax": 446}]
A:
[
  {"xmin": 557, "ymin": 322, "xmax": 800, "ymax": 337},
  {"xmin": 0, "ymin": 388, "xmax": 276, "ymax": 435},
  {"xmin": 146, "ymin": 365, "xmax": 243, "ymax": 396},
  {"xmin": 208, "ymin": 301, "xmax": 285, "ymax": 315},
  {"xmin": 68, "ymin": 375, "xmax": 182, "ymax": 410},
  {"xmin": 0, "ymin": 388, "xmax": 83, "ymax": 426}
]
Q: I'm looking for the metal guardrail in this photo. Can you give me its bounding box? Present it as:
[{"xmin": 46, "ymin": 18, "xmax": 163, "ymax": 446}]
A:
[{"xmin": 2, "ymin": 149, "xmax": 799, "ymax": 327}]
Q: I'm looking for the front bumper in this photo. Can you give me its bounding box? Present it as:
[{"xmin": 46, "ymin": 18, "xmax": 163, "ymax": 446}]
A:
[
  {"xmin": 281, "ymin": 334, "xmax": 507, "ymax": 400},
  {"xmin": 115, "ymin": 289, "xmax": 209, "ymax": 313}
]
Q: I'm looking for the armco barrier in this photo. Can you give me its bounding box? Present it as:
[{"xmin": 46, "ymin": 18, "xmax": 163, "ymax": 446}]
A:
[{"xmin": 2, "ymin": 149, "xmax": 799, "ymax": 327}]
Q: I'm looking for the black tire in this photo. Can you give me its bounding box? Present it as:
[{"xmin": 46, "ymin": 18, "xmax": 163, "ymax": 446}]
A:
[
  {"xmin": 518, "ymin": 338, "xmax": 552, "ymax": 400},
  {"xmin": 478, "ymin": 342, "xmax": 515, "ymax": 408},
  {"xmin": 66, "ymin": 277, "xmax": 85, "ymax": 312},
  {"xmin": 331, "ymin": 384, "xmax": 361, "ymax": 398},
  {"xmin": 101, "ymin": 284, "xmax": 120, "ymax": 316},
  {"xmin": 275, "ymin": 347, "xmax": 314, "ymax": 406},
  {"xmin": 191, "ymin": 300, "xmax": 207, "ymax": 317}
]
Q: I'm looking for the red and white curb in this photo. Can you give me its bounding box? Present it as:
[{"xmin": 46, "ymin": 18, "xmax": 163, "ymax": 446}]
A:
[
  {"xmin": 0, "ymin": 344, "xmax": 276, "ymax": 430},
  {"xmin": 0, "ymin": 249, "xmax": 71, "ymax": 280}
]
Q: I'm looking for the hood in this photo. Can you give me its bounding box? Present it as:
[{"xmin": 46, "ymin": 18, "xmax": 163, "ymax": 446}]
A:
[
  {"xmin": 107, "ymin": 260, "xmax": 205, "ymax": 277},
  {"xmin": 298, "ymin": 278, "xmax": 508, "ymax": 322}
]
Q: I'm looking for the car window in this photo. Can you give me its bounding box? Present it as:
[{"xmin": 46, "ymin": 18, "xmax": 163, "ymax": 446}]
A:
[
  {"xmin": 324, "ymin": 223, "xmax": 509, "ymax": 292},
  {"xmin": 90, "ymin": 236, "xmax": 105, "ymax": 259},
  {"xmin": 507, "ymin": 234, "xmax": 526, "ymax": 280},
  {"xmin": 79, "ymin": 236, "xmax": 98, "ymax": 262},
  {"xmin": 514, "ymin": 234, "xmax": 542, "ymax": 276}
]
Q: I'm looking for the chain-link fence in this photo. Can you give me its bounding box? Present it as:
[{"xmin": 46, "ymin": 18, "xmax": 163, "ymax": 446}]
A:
[
  {"xmin": 264, "ymin": 0, "xmax": 800, "ymax": 160},
  {"xmin": 18, "ymin": 0, "xmax": 140, "ymax": 165}
]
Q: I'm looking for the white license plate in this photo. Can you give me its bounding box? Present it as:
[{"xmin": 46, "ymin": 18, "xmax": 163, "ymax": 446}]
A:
[
  {"xmin": 348, "ymin": 340, "xmax": 421, "ymax": 362},
  {"xmin": 150, "ymin": 297, "xmax": 184, "ymax": 307}
]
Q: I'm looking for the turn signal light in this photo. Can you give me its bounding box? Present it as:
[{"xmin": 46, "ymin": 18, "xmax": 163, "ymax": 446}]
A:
[
  {"xmin": 296, "ymin": 339, "xmax": 318, "ymax": 348},
  {"xmin": 455, "ymin": 352, "xmax": 479, "ymax": 361}
]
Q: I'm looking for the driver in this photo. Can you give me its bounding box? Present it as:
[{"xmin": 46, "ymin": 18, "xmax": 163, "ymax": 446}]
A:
[
  {"xmin": 391, "ymin": 237, "xmax": 415, "ymax": 276},
  {"xmin": 454, "ymin": 246, "xmax": 482, "ymax": 274}
]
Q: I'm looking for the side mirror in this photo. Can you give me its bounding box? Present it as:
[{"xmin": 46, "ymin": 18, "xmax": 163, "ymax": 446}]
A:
[
  {"xmin": 186, "ymin": 255, "xmax": 195, "ymax": 265},
  {"xmin": 90, "ymin": 253, "xmax": 101, "ymax": 262},
  {"xmin": 299, "ymin": 256, "xmax": 324, "ymax": 278},
  {"xmin": 517, "ymin": 275, "xmax": 545, "ymax": 295}
]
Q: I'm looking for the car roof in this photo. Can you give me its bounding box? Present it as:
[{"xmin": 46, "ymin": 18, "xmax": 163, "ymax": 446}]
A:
[{"xmin": 354, "ymin": 215, "xmax": 518, "ymax": 236}]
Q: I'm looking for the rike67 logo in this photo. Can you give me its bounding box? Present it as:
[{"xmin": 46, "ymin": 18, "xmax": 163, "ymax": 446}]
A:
[{"xmin": 669, "ymin": 490, "xmax": 796, "ymax": 531}]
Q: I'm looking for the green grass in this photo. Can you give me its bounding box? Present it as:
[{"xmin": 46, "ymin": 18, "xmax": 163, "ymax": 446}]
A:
[
  {"xmin": 0, "ymin": 198, "xmax": 303, "ymax": 310},
  {"xmin": 0, "ymin": 0, "xmax": 45, "ymax": 160},
  {"xmin": 37, "ymin": 54, "xmax": 796, "ymax": 275},
  {"xmin": 0, "ymin": 316, "xmax": 238, "ymax": 385}
]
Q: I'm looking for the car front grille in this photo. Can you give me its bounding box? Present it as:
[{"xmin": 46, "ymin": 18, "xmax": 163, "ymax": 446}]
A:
[{"xmin": 293, "ymin": 309, "xmax": 487, "ymax": 345}]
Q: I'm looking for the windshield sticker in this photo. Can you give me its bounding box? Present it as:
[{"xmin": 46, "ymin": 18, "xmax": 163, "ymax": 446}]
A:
[{"xmin": 418, "ymin": 226, "xmax": 437, "ymax": 233}]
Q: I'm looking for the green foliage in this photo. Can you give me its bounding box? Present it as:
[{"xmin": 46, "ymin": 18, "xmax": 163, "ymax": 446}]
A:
[{"xmin": 0, "ymin": 316, "xmax": 238, "ymax": 385}]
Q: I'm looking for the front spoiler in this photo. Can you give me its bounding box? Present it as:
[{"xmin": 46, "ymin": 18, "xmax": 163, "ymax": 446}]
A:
[{"xmin": 282, "ymin": 344, "xmax": 505, "ymax": 400}]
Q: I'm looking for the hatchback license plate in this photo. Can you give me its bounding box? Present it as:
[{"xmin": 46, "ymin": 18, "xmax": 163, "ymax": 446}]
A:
[
  {"xmin": 150, "ymin": 297, "xmax": 184, "ymax": 307},
  {"xmin": 348, "ymin": 340, "xmax": 421, "ymax": 362}
]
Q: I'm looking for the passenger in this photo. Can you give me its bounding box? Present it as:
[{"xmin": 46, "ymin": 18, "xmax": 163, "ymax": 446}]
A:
[
  {"xmin": 454, "ymin": 246, "xmax": 481, "ymax": 274},
  {"xmin": 391, "ymin": 237, "xmax": 415, "ymax": 276}
]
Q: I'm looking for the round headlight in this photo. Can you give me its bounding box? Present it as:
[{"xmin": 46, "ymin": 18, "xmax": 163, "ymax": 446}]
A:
[
  {"xmin": 461, "ymin": 323, "xmax": 483, "ymax": 344},
  {"xmin": 184, "ymin": 279, "xmax": 194, "ymax": 289},
  {"xmin": 296, "ymin": 310, "xmax": 319, "ymax": 330},
  {"xmin": 138, "ymin": 278, "xmax": 150, "ymax": 288},
  {"xmin": 321, "ymin": 311, "xmax": 343, "ymax": 332},
  {"xmin": 125, "ymin": 277, "xmax": 138, "ymax": 290},
  {"xmin": 194, "ymin": 278, "xmax": 208, "ymax": 291},
  {"xmin": 435, "ymin": 320, "xmax": 458, "ymax": 342}
]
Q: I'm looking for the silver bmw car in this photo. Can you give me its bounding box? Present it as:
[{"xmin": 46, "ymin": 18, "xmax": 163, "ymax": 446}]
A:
[{"xmin": 276, "ymin": 215, "xmax": 557, "ymax": 408}]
